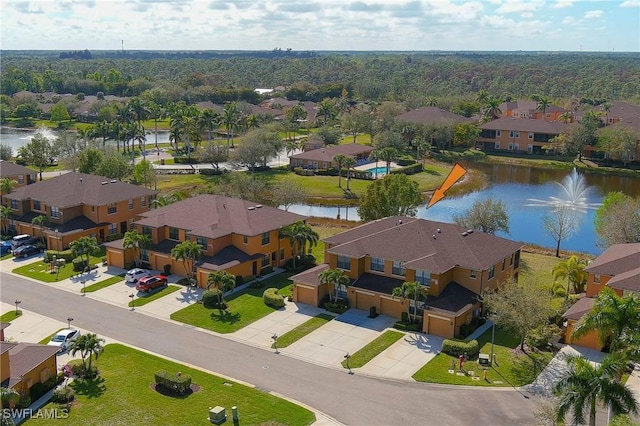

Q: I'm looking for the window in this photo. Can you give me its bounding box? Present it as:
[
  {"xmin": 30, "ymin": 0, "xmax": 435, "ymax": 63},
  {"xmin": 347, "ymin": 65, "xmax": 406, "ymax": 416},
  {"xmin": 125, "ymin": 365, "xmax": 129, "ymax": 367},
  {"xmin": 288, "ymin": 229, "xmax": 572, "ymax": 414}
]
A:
[
  {"xmin": 392, "ymin": 260, "xmax": 406, "ymax": 276},
  {"xmin": 107, "ymin": 203, "xmax": 116, "ymax": 214},
  {"xmin": 141, "ymin": 196, "xmax": 146, "ymax": 207},
  {"xmin": 370, "ymin": 257, "xmax": 384, "ymax": 272},
  {"xmin": 494, "ymin": 142, "xmax": 501, "ymax": 150},
  {"xmin": 528, "ymin": 145, "xmax": 533, "ymax": 153},
  {"xmin": 91, "ymin": 205, "xmax": 95, "ymax": 212},
  {"xmin": 496, "ymin": 130, "xmax": 501, "ymax": 137},
  {"xmin": 243, "ymin": 235, "xmax": 248, "ymax": 244},
  {"xmin": 11, "ymin": 199, "xmax": 18, "ymax": 210},
  {"xmin": 337, "ymin": 255, "xmax": 350, "ymax": 271},
  {"xmin": 108, "ymin": 223, "xmax": 118, "ymax": 235},
  {"xmin": 280, "ymin": 248, "xmax": 285, "ymax": 260},
  {"xmin": 18, "ymin": 175, "xmax": 24, "ymax": 184},
  {"xmin": 196, "ymin": 236, "xmax": 207, "ymax": 249},
  {"xmin": 51, "ymin": 206, "xmax": 59, "ymax": 218},
  {"xmin": 594, "ymin": 274, "xmax": 601, "ymax": 283},
  {"xmin": 262, "ymin": 254, "xmax": 270, "ymax": 267},
  {"xmin": 509, "ymin": 131, "xmax": 520, "ymax": 138},
  {"xmin": 128, "ymin": 199, "xmax": 134, "ymax": 210},
  {"xmin": 528, "ymin": 133, "xmax": 534, "ymax": 139},
  {"xmin": 470, "ymin": 270, "xmax": 477, "ymax": 279},
  {"xmin": 415, "ymin": 269, "xmax": 431, "ymax": 286},
  {"xmin": 33, "ymin": 200, "xmax": 41, "ymax": 211},
  {"xmin": 261, "ymin": 232, "xmax": 270, "ymax": 245},
  {"xmin": 336, "ymin": 283, "xmax": 348, "ymax": 299},
  {"xmin": 510, "ymin": 254, "xmax": 514, "ymax": 265},
  {"xmin": 546, "ymin": 113, "xmax": 551, "ymax": 118},
  {"xmin": 169, "ymin": 227, "xmax": 179, "ymax": 240},
  {"xmin": 514, "ymin": 250, "xmax": 520, "ymax": 268},
  {"xmin": 141, "ymin": 249, "xmax": 149, "ymax": 262},
  {"xmin": 142, "ymin": 226, "xmax": 152, "ymax": 236},
  {"xmin": 508, "ymin": 143, "xmax": 514, "ymax": 151},
  {"xmin": 502, "ymin": 259, "xmax": 506, "ymax": 271},
  {"xmin": 489, "ymin": 265, "xmax": 495, "ymax": 280}
]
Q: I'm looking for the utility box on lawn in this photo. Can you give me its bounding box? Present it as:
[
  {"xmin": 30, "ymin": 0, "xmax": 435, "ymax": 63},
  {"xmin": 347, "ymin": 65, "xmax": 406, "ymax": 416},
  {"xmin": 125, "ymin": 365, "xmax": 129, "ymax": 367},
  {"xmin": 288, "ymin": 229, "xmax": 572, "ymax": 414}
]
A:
[
  {"xmin": 209, "ymin": 406, "xmax": 226, "ymax": 424},
  {"xmin": 478, "ymin": 353, "xmax": 491, "ymax": 367}
]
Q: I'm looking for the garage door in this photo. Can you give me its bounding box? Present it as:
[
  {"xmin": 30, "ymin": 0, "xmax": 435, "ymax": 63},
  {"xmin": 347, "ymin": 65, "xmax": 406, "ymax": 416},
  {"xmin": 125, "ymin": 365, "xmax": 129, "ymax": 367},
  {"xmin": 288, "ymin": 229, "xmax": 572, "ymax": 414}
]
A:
[
  {"xmin": 380, "ymin": 297, "xmax": 403, "ymax": 318},
  {"xmin": 295, "ymin": 285, "xmax": 317, "ymax": 306},
  {"xmin": 355, "ymin": 291, "xmax": 375, "ymax": 310},
  {"xmin": 428, "ymin": 315, "xmax": 453, "ymax": 339}
]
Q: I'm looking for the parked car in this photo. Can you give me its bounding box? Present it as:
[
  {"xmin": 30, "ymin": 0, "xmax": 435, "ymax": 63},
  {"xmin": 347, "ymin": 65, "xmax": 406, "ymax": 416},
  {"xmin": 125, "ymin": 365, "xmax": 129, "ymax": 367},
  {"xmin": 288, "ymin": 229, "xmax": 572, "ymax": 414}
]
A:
[
  {"xmin": 12, "ymin": 244, "xmax": 39, "ymax": 258},
  {"xmin": 126, "ymin": 268, "xmax": 149, "ymax": 283},
  {"xmin": 0, "ymin": 241, "xmax": 12, "ymax": 255},
  {"xmin": 136, "ymin": 275, "xmax": 168, "ymax": 293},
  {"xmin": 47, "ymin": 328, "xmax": 81, "ymax": 353},
  {"xmin": 11, "ymin": 234, "xmax": 36, "ymax": 250}
]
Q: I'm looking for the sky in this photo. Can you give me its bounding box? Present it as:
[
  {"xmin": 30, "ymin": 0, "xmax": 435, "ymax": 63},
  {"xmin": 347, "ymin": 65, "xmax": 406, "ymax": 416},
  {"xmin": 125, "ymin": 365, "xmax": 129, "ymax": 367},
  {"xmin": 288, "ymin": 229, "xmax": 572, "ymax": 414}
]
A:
[{"xmin": 1, "ymin": 0, "xmax": 638, "ymax": 52}]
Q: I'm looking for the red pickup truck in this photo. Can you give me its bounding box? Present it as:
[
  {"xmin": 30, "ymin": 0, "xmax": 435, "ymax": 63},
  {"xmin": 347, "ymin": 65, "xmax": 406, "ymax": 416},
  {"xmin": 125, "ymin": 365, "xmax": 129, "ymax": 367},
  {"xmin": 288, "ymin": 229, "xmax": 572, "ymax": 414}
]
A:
[{"xmin": 135, "ymin": 275, "xmax": 168, "ymax": 293}]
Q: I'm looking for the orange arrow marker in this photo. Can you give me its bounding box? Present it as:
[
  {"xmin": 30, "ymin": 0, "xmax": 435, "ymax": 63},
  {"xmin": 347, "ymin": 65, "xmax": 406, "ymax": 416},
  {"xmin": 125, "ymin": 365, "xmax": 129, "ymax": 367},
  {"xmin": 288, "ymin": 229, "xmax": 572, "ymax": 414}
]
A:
[{"xmin": 427, "ymin": 163, "xmax": 467, "ymax": 208}]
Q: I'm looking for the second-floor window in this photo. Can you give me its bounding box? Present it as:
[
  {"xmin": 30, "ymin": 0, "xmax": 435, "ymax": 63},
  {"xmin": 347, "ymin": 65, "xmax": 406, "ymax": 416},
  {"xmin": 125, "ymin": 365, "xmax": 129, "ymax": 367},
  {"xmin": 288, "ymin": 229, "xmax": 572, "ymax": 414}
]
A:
[
  {"xmin": 108, "ymin": 203, "xmax": 116, "ymax": 214},
  {"xmin": 11, "ymin": 199, "xmax": 18, "ymax": 210},
  {"xmin": 243, "ymin": 235, "xmax": 248, "ymax": 244},
  {"xmin": 415, "ymin": 269, "xmax": 430, "ymax": 286},
  {"xmin": 502, "ymin": 259, "xmax": 506, "ymax": 271},
  {"xmin": 261, "ymin": 232, "xmax": 270, "ymax": 245},
  {"xmin": 370, "ymin": 257, "xmax": 384, "ymax": 272},
  {"xmin": 128, "ymin": 199, "xmax": 134, "ymax": 210},
  {"xmin": 142, "ymin": 226, "xmax": 152, "ymax": 236},
  {"xmin": 594, "ymin": 274, "xmax": 601, "ymax": 283},
  {"xmin": 141, "ymin": 196, "xmax": 146, "ymax": 207},
  {"xmin": 196, "ymin": 236, "xmax": 207, "ymax": 249},
  {"xmin": 470, "ymin": 270, "xmax": 477, "ymax": 279},
  {"xmin": 169, "ymin": 227, "xmax": 179, "ymax": 240},
  {"xmin": 337, "ymin": 255, "xmax": 350, "ymax": 271},
  {"xmin": 489, "ymin": 265, "xmax": 495, "ymax": 280},
  {"xmin": 509, "ymin": 131, "xmax": 520, "ymax": 138},
  {"xmin": 17, "ymin": 175, "xmax": 24, "ymax": 184},
  {"xmin": 392, "ymin": 260, "xmax": 406, "ymax": 276},
  {"xmin": 51, "ymin": 206, "xmax": 59, "ymax": 218},
  {"xmin": 33, "ymin": 200, "xmax": 41, "ymax": 211}
]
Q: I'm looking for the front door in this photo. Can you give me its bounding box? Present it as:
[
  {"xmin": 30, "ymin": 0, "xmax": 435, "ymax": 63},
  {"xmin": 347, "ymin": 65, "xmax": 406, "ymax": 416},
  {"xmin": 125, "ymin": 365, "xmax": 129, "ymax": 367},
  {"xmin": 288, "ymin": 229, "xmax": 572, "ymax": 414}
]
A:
[
  {"xmin": 252, "ymin": 261, "xmax": 258, "ymax": 276},
  {"xmin": 120, "ymin": 221, "xmax": 127, "ymax": 234}
]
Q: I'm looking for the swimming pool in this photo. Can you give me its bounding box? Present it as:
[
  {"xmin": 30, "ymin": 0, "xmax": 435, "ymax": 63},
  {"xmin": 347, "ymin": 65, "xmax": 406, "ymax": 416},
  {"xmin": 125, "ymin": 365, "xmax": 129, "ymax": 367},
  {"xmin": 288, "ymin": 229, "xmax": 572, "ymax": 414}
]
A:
[{"xmin": 365, "ymin": 166, "xmax": 390, "ymax": 175}]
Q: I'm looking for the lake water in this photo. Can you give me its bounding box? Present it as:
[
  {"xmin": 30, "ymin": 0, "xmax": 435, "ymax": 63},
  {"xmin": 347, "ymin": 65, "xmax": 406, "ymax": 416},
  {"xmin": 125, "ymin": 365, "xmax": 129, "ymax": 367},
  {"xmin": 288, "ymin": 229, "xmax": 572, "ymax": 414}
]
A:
[{"xmin": 287, "ymin": 164, "xmax": 640, "ymax": 255}]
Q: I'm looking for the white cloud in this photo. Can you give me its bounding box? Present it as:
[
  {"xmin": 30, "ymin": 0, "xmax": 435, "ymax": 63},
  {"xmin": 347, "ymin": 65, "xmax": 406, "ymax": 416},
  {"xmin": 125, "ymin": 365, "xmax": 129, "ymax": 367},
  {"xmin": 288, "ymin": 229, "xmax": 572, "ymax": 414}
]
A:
[
  {"xmin": 495, "ymin": 0, "xmax": 544, "ymax": 14},
  {"xmin": 552, "ymin": 0, "xmax": 573, "ymax": 8},
  {"xmin": 584, "ymin": 10, "xmax": 603, "ymax": 19},
  {"xmin": 621, "ymin": 0, "xmax": 640, "ymax": 6},
  {"xmin": 562, "ymin": 16, "xmax": 577, "ymax": 25},
  {"xmin": 521, "ymin": 11, "xmax": 533, "ymax": 18}
]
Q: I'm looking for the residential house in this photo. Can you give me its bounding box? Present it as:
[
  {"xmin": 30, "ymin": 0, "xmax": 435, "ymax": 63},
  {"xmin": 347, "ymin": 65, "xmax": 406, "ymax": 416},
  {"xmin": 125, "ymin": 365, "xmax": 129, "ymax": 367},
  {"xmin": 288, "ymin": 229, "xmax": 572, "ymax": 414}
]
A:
[
  {"xmin": 395, "ymin": 107, "xmax": 471, "ymax": 126},
  {"xmin": 0, "ymin": 161, "xmax": 37, "ymax": 189},
  {"xmin": 289, "ymin": 143, "xmax": 373, "ymax": 169},
  {"xmin": 291, "ymin": 217, "xmax": 523, "ymax": 339},
  {"xmin": 476, "ymin": 117, "xmax": 569, "ymax": 154},
  {"xmin": 2, "ymin": 172, "xmax": 156, "ymax": 250},
  {"xmin": 576, "ymin": 101, "xmax": 640, "ymax": 126},
  {"xmin": 105, "ymin": 195, "xmax": 307, "ymax": 286},
  {"xmin": 499, "ymin": 101, "xmax": 566, "ymax": 122},
  {"xmin": 583, "ymin": 113, "xmax": 640, "ymax": 162},
  {"xmin": 563, "ymin": 243, "xmax": 640, "ymax": 350}
]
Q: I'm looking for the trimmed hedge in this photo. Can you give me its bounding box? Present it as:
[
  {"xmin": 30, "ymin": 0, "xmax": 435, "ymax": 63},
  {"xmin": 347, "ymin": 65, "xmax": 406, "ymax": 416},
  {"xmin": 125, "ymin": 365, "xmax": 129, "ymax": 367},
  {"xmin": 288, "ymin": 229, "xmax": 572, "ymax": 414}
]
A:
[
  {"xmin": 390, "ymin": 163, "xmax": 423, "ymax": 175},
  {"xmin": 260, "ymin": 266, "xmax": 273, "ymax": 276},
  {"xmin": 154, "ymin": 370, "xmax": 192, "ymax": 394},
  {"xmin": 72, "ymin": 256, "xmax": 88, "ymax": 272},
  {"xmin": 44, "ymin": 249, "xmax": 75, "ymax": 263},
  {"xmin": 293, "ymin": 167, "xmax": 315, "ymax": 176},
  {"xmin": 173, "ymin": 156, "xmax": 200, "ymax": 164},
  {"xmin": 199, "ymin": 168, "xmax": 227, "ymax": 176},
  {"xmin": 202, "ymin": 288, "xmax": 224, "ymax": 309},
  {"xmin": 263, "ymin": 287, "xmax": 285, "ymax": 309},
  {"xmin": 393, "ymin": 321, "xmax": 419, "ymax": 332},
  {"xmin": 397, "ymin": 157, "xmax": 417, "ymax": 166},
  {"xmin": 441, "ymin": 339, "xmax": 479, "ymax": 358}
]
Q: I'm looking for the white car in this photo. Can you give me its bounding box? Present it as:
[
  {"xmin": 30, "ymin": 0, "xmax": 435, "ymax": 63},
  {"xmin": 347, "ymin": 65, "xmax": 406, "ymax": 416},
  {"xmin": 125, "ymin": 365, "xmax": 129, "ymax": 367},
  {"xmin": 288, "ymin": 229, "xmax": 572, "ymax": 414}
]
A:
[
  {"xmin": 126, "ymin": 268, "xmax": 149, "ymax": 283},
  {"xmin": 47, "ymin": 329, "xmax": 81, "ymax": 353}
]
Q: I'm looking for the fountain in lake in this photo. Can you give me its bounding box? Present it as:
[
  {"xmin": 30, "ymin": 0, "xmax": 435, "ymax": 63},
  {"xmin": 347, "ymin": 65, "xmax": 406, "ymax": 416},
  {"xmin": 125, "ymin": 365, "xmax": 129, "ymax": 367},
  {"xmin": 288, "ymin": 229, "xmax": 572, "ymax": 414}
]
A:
[{"xmin": 525, "ymin": 168, "xmax": 600, "ymax": 213}]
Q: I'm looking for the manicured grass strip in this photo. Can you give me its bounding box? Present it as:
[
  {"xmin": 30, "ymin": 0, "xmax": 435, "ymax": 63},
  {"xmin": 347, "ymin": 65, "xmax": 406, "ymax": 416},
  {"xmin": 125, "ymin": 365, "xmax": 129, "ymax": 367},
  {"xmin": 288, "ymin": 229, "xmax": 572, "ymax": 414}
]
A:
[
  {"xmin": 0, "ymin": 310, "xmax": 22, "ymax": 322},
  {"xmin": 81, "ymin": 274, "xmax": 125, "ymax": 293},
  {"xmin": 129, "ymin": 285, "xmax": 180, "ymax": 307},
  {"xmin": 341, "ymin": 330, "xmax": 404, "ymax": 369},
  {"xmin": 273, "ymin": 314, "xmax": 335, "ymax": 348},
  {"xmin": 171, "ymin": 272, "xmax": 294, "ymax": 334},
  {"xmin": 1, "ymin": 253, "xmax": 12, "ymax": 260},
  {"xmin": 412, "ymin": 327, "xmax": 554, "ymax": 387},
  {"xmin": 12, "ymin": 247, "xmax": 107, "ymax": 283},
  {"xmin": 28, "ymin": 344, "xmax": 315, "ymax": 426}
]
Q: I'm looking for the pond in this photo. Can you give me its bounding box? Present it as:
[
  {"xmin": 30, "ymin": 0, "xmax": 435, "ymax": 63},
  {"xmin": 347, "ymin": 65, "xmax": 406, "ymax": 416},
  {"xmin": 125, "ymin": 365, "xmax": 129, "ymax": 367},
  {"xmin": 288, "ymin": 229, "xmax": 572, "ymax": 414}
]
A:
[{"xmin": 286, "ymin": 163, "xmax": 640, "ymax": 256}]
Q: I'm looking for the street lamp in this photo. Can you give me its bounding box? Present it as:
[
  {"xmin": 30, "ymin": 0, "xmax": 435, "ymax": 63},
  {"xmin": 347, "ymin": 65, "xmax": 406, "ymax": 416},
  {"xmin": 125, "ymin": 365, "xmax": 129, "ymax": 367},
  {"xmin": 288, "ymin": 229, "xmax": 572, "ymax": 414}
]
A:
[
  {"xmin": 67, "ymin": 317, "xmax": 74, "ymax": 328},
  {"xmin": 129, "ymin": 293, "xmax": 135, "ymax": 310},
  {"xmin": 272, "ymin": 334, "xmax": 279, "ymax": 354},
  {"xmin": 54, "ymin": 228, "xmax": 60, "ymax": 255},
  {"xmin": 81, "ymin": 280, "xmax": 86, "ymax": 295},
  {"xmin": 14, "ymin": 299, "xmax": 21, "ymax": 315},
  {"xmin": 490, "ymin": 319, "xmax": 496, "ymax": 367},
  {"xmin": 344, "ymin": 352, "xmax": 353, "ymax": 375}
]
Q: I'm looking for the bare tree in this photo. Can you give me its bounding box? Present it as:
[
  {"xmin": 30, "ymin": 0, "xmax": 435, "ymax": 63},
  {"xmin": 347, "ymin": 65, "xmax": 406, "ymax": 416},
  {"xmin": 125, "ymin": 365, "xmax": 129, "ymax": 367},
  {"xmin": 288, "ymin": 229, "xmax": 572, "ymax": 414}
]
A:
[
  {"xmin": 454, "ymin": 197, "xmax": 509, "ymax": 235},
  {"xmin": 543, "ymin": 206, "xmax": 579, "ymax": 257}
]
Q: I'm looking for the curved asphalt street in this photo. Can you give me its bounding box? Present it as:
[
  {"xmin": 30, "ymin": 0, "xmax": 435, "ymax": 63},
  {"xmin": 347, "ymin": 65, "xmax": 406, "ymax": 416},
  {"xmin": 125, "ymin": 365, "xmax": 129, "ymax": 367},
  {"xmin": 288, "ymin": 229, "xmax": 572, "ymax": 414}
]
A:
[{"xmin": 1, "ymin": 272, "xmax": 539, "ymax": 425}]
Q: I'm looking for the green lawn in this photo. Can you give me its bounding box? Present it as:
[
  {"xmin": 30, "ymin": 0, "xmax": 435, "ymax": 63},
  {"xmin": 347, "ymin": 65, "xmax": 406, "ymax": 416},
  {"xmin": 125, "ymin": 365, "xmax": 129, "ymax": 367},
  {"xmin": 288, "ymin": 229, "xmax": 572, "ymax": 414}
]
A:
[
  {"xmin": 274, "ymin": 314, "xmax": 335, "ymax": 348},
  {"xmin": 129, "ymin": 285, "xmax": 181, "ymax": 307},
  {"xmin": 171, "ymin": 272, "xmax": 294, "ymax": 333},
  {"xmin": 12, "ymin": 247, "xmax": 106, "ymax": 283},
  {"xmin": 81, "ymin": 275, "xmax": 125, "ymax": 293},
  {"xmin": 0, "ymin": 253, "xmax": 12, "ymax": 260},
  {"xmin": 0, "ymin": 310, "xmax": 22, "ymax": 322},
  {"xmin": 412, "ymin": 327, "xmax": 554, "ymax": 387},
  {"xmin": 341, "ymin": 330, "xmax": 404, "ymax": 369},
  {"xmin": 28, "ymin": 344, "xmax": 315, "ymax": 426}
]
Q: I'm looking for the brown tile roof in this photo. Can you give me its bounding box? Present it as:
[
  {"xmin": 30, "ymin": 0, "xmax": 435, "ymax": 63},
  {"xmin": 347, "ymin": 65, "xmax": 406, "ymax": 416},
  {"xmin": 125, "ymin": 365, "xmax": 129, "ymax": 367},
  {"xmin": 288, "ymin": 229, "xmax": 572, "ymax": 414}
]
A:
[
  {"xmin": 7, "ymin": 172, "xmax": 157, "ymax": 208},
  {"xmin": 290, "ymin": 264, "xmax": 330, "ymax": 287},
  {"xmin": 479, "ymin": 117, "xmax": 569, "ymax": 134},
  {"xmin": 0, "ymin": 161, "xmax": 36, "ymax": 178},
  {"xmin": 134, "ymin": 195, "xmax": 306, "ymax": 238},
  {"xmin": 585, "ymin": 243, "xmax": 640, "ymax": 291},
  {"xmin": 604, "ymin": 114, "xmax": 640, "ymax": 133},
  {"xmin": 423, "ymin": 282, "xmax": 479, "ymax": 316},
  {"xmin": 1, "ymin": 341, "xmax": 17, "ymax": 356},
  {"xmin": 324, "ymin": 216, "xmax": 523, "ymax": 274},
  {"xmin": 395, "ymin": 107, "xmax": 470, "ymax": 125},
  {"xmin": 0, "ymin": 322, "xmax": 10, "ymax": 331},
  {"xmin": 500, "ymin": 100, "xmax": 565, "ymax": 114},
  {"xmin": 563, "ymin": 296, "xmax": 595, "ymax": 321},
  {"xmin": 584, "ymin": 101, "xmax": 640, "ymax": 120},
  {"xmin": 290, "ymin": 143, "xmax": 373, "ymax": 163},
  {"xmin": 8, "ymin": 343, "xmax": 59, "ymax": 378},
  {"xmin": 199, "ymin": 246, "xmax": 263, "ymax": 271}
]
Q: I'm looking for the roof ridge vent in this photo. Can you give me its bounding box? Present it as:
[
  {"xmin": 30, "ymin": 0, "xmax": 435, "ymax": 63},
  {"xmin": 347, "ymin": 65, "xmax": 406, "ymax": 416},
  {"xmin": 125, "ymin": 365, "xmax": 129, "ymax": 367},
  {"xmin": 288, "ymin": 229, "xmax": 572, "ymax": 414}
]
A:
[
  {"xmin": 462, "ymin": 231, "xmax": 468, "ymax": 236},
  {"xmin": 110, "ymin": 180, "xmax": 117, "ymax": 183},
  {"xmin": 255, "ymin": 204, "xmax": 263, "ymax": 208},
  {"xmin": 437, "ymin": 228, "xmax": 441, "ymax": 233},
  {"xmin": 247, "ymin": 207, "xmax": 255, "ymax": 211},
  {"xmin": 101, "ymin": 181, "xmax": 108, "ymax": 185},
  {"xmin": 467, "ymin": 229, "xmax": 473, "ymax": 234}
]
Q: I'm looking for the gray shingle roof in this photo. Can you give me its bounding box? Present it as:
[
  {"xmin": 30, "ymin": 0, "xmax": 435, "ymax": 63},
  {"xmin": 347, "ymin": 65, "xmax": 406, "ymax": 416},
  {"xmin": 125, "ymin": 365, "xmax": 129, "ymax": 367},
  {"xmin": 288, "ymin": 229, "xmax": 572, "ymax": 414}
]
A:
[
  {"xmin": 8, "ymin": 343, "xmax": 59, "ymax": 378},
  {"xmin": 585, "ymin": 243, "xmax": 640, "ymax": 291},
  {"xmin": 0, "ymin": 161, "xmax": 36, "ymax": 178},
  {"xmin": 290, "ymin": 143, "xmax": 373, "ymax": 163},
  {"xmin": 563, "ymin": 296, "xmax": 595, "ymax": 321},
  {"xmin": 395, "ymin": 107, "xmax": 470, "ymax": 125},
  {"xmin": 479, "ymin": 117, "xmax": 569, "ymax": 133}
]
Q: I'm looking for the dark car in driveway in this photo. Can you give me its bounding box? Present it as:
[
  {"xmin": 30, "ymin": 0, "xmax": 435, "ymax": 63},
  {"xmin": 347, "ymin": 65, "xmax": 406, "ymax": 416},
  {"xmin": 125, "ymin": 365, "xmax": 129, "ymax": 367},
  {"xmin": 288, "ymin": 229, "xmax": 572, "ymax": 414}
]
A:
[
  {"xmin": 12, "ymin": 244, "xmax": 39, "ymax": 258},
  {"xmin": 135, "ymin": 275, "xmax": 168, "ymax": 293},
  {"xmin": 0, "ymin": 241, "xmax": 11, "ymax": 255}
]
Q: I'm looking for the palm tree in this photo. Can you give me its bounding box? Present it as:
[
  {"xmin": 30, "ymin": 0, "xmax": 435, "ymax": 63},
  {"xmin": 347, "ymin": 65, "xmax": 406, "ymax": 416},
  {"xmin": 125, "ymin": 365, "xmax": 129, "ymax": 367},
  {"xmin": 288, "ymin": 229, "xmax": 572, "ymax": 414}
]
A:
[
  {"xmin": 71, "ymin": 333, "xmax": 105, "ymax": 376},
  {"xmin": 91, "ymin": 120, "xmax": 112, "ymax": 147},
  {"xmin": 536, "ymin": 96, "xmax": 551, "ymax": 116},
  {"xmin": 333, "ymin": 154, "xmax": 348, "ymax": 188},
  {"xmin": 206, "ymin": 271, "xmax": 236, "ymax": 305},
  {"xmin": 0, "ymin": 178, "xmax": 16, "ymax": 206},
  {"xmin": 558, "ymin": 111, "xmax": 573, "ymax": 124},
  {"xmin": 0, "ymin": 205, "xmax": 12, "ymax": 235},
  {"xmin": 377, "ymin": 147, "xmax": 399, "ymax": 174},
  {"xmin": 223, "ymin": 102, "xmax": 240, "ymax": 148},
  {"xmin": 552, "ymin": 255, "xmax": 588, "ymax": 297},
  {"xmin": 555, "ymin": 354, "xmax": 638, "ymax": 426},
  {"xmin": 318, "ymin": 268, "xmax": 350, "ymax": 303},
  {"xmin": 69, "ymin": 236, "xmax": 100, "ymax": 273},
  {"xmin": 171, "ymin": 240, "xmax": 202, "ymax": 282},
  {"xmin": 122, "ymin": 230, "xmax": 152, "ymax": 267},
  {"xmin": 425, "ymin": 97, "xmax": 438, "ymax": 107},
  {"xmin": 200, "ymin": 108, "xmax": 221, "ymax": 144},
  {"xmin": 392, "ymin": 281, "xmax": 428, "ymax": 323},
  {"xmin": 279, "ymin": 221, "xmax": 319, "ymax": 268},
  {"xmin": 151, "ymin": 192, "xmax": 185, "ymax": 208},
  {"xmin": 572, "ymin": 287, "xmax": 640, "ymax": 354},
  {"xmin": 475, "ymin": 90, "xmax": 489, "ymax": 104},
  {"xmin": 342, "ymin": 156, "xmax": 356, "ymax": 191},
  {"xmin": 483, "ymin": 96, "xmax": 502, "ymax": 120},
  {"xmin": 31, "ymin": 214, "xmax": 48, "ymax": 245},
  {"xmin": 147, "ymin": 101, "xmax": 166, "ymax": 151}
]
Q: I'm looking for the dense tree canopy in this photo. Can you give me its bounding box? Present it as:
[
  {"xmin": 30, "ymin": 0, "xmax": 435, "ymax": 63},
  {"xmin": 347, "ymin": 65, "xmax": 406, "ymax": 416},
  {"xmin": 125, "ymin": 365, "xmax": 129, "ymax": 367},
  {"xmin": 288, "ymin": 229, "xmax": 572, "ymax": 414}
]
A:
[{"xmin": 357, "ymin": 173, "xmax": 423, "ymax": 221}]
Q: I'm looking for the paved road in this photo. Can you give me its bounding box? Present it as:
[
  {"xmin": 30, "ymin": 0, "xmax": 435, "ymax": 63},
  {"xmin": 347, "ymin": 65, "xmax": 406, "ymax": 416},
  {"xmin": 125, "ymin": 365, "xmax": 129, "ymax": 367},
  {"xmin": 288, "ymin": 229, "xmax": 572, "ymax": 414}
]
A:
[{"xmin": 1, "ymin": 272, "xmax": 539, "ymax": 425}]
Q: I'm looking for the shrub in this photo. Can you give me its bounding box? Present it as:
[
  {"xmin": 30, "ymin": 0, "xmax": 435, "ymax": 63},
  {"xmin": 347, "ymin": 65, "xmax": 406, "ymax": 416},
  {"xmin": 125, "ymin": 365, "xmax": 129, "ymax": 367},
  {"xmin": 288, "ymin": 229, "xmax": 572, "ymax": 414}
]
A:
[
  {"xmin": 260, "ymin": 266, "xmax": 273, "ymax": 276},
  {"xmin": 105, "ymin": 233, "xmax": 123, "ymax": 242},
  {"xmin": 390, "ymin": 163, "xmax": 423, "ymax": 175},
  {"xmin": 72, "ymin": 257, "xmax": 88, "ymax": 272},
  {"xmin": 154, "ymin": 370, "xmax": 192, "ymax": 395},
  {"xmin": 459, "ymin": 322, "xmax": 479, "ymax": 338},
  {"xmin": 293, "ymin": 167, "xmax": 315, "ymax": 176},
  {"xmin": 526, "ymin": 324, "xmax": 562, "ymax": 349},
  {"xmin": 51, "ymin": 385, "xmax": 75, "ymax": 403},
  {"xmin": 441, "ymin": 339, "xmax": 479, "ymax": 358},
  {"xmin": 263, "ymin": 287, "xmax": 285, "ymax": 309},
  {"xmin": 173, "ymin": 156, "xmax": 200, "ymax": 164},
  {"xmin": 44, "ymin": 249, "xmax": 75, "ymax": 263},
  {"xmin": 248, "ymin": 279, "xmax": 265, "ymax": 289},
  {"xmin": 397, "ymin": 156, "xmax": 417, "ymax": 166},
  {"xmin": 199, "ymin": 168, "xmax": 227, "ymax": 176},
  {"xmin": 393, "ymin": 321, "xmax": 419, "ymax": 331},
  {"xmin": 323, "ymin": 300, "xmax": 349, "ymax": 314},
  {"xmin": 401, "ymin": 311, "xmax": 409, "ymax": 323},
  {"xmin": 202, "ymin": 289, "xmax": 224, "ymax": 309},
  {"xmin": 16, "ymin": 395, "xmax": 31, "ymax": 409},
  {"xmin": 70, "ymin": 363, "xmax": 98, "ymax": 379}
]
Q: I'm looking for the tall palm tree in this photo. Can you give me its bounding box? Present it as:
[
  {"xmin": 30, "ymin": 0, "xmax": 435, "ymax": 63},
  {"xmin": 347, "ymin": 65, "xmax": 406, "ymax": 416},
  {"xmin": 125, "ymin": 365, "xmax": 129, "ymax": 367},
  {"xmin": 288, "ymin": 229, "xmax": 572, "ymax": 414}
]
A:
[
  {"xmin": 206, "ymin": 271, "xmax": 236, "ymax": 305},
  {"xmin": 279, "ymin": 221, "xmax": 319, "ymax": 268},
  {"xmin": 318, "ymin": 268, "xmax": 350, "ymax": 303},
  {"xmin": 552, "ymin": 255, "xmax": 588, "ymax": 297},
  {"xmin": 171, "ymin": 240, "xmax": 202, "ymax": 282},
  {"xmin": 342, "ymin": 156, "xmax": 356, "ymax": 191},
  {"xmin": 475, "ymin": 90, "xmax": 489, "ymax": 104},
  {"xmin": 71, "ymin": 333, "xmax": 105, "ymax": 376},
  {"xmin": 151, "ymin": 192, "xmax": 185, "ymax": 208},
  {"xmin": 333, "ymin": 154, "xmax": 348, "ymax": 188},
  {"xmin": 147, "ymin": 101, "xmax": 166, "ymax": 151},
  {"xmin": 555, "ymin": 354, "xmax": 638, "ymax": 426},
  {"xmin": 377, "ymin": 147, "xmax": 399, "ymax": 174},
  {"xmin": 0, "ymin": 178, "xmax": 16, "ymax": 206},
  {"xmin": 392, "ymin": 281, "xmax": 428, "ymax": 323},
  {"xmin": 572, "ymin": 287, "xmax": 640, "ymax": 354},
  {"xmin": 536, "ymin": 96, "xmax": 551, "ymax": 116},
  {"xmin": 558, "ymin": 111, "xmax": 573, "ymax": 124},
  {"xmin": 200, "ymin": 108, "xmax": 221, "ymax": 144},
  {"xmin": 223, "ymin": 102, "xmax": 240, "ymax": 148},
  {"xmin": 122, "ymin": 229, "xmax": 152, "ymax": 267},
  {"xmin": 483, "ymin": 96, "xmax": 502, "ymax": 120},
  {"xmin": 69, "ymin": 236, "xmax": 100, "ymax": 273},
  {"xmin": 31, "ymin": 214, "xmax": 48, "ymax": 245},
  {"xmin": 0, "ymin": 205, "xmax": 12, "ymax": 235}
]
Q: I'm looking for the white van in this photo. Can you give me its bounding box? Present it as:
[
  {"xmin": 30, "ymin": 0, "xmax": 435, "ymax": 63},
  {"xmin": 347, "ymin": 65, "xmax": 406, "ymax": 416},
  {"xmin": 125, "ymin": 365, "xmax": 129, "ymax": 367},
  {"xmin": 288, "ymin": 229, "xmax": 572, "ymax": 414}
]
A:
[{"xmin": 11, "ymin": 234, "xmax": 36, "ymax": 250}]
